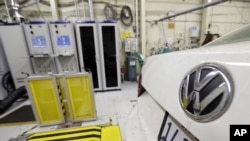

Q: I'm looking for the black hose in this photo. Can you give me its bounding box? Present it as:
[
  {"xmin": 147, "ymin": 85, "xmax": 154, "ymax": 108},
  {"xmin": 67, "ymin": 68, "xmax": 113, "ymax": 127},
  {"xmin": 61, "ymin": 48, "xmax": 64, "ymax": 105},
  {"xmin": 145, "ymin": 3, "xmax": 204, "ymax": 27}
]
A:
[
  {"xmin": 120, "ymin": 5, "xmax": 133, "ymax": 27},
  {"xmin": 2, "ymin": 72, "xmax": 15, "ymax": 93},
  {"xmin": 0, "ymin": 86, "xmax": 27, "ymax": 115}
]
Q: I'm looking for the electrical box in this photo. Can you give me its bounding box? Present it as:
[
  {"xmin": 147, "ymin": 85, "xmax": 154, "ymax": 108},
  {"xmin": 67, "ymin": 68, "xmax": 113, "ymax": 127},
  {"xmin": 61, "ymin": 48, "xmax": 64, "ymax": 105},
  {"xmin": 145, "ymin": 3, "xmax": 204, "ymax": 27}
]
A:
[
  {"xmin": 75, "ymin": 21, "xmax": 103, "ymax": 91},
  {"xmin": 124, "ymin": 37, "xmax": 137, "ymax": 53},
  {"xmin": 23, "ymin": 21, "xmax": 57, "ymax": 75},
  {"xmin": 0, "ymin": 23, "xmax": 33, "ymax": 89},
  {"xmin": 49, "ymin": 21, "xmax": 79, "ymax": 73},
  {"xmin": 190, "ymin": 26, "xmax": 200, "ymax": 38},
  {"xmin": 98, "ymin": 21, "xmax": 121, "ymax": 91}
]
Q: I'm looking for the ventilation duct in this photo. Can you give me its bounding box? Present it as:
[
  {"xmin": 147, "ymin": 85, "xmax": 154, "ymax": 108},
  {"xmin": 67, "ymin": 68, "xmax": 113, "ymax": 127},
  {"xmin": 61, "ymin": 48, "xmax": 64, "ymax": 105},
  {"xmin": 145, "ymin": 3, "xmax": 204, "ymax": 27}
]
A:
[{"xmin": 5, "ymin": 0, "xmax": 25, "ymax": 22}]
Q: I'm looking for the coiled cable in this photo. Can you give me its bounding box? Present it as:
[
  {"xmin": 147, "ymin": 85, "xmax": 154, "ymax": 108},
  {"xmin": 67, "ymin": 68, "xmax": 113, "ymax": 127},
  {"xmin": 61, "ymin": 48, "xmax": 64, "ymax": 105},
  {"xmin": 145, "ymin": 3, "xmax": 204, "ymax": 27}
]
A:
[
  {"xmin": 2, "ymin": 71, "xmax": 15, "ymax": 94},
  {"xmin": 104, "ymin": 3, "xmax": 117, "ymax": 20},
  {"xmin": 120, "ymin": 5, "xmax": 133, "ymax": 27}
]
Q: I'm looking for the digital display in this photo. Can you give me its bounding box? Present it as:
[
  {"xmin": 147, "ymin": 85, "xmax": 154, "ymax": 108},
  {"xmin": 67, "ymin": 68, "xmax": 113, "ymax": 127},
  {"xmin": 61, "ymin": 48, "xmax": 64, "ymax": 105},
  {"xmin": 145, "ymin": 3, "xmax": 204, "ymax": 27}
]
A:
[
  {"xmin": 32, "ymin": 36, "xmax": 47, "ymax": 48},
  {"xmin": 56, "ymin": 35, "xmax": 70, "ymax": 47}
]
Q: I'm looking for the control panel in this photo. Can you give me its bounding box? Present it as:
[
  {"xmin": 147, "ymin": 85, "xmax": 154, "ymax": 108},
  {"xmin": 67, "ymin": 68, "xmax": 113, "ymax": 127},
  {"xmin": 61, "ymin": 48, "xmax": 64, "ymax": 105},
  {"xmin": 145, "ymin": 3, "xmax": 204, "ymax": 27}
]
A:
[
  {"xmin": 49, "ymin": 21, "xmax": 79, "ymax": 73},
  {"xmin": 23, "ymin": 21, "xmax": 53, "ymax": 55},
  {"xmin": 49, "ymin": 21, "xmax": 76, "ymax": 55}
]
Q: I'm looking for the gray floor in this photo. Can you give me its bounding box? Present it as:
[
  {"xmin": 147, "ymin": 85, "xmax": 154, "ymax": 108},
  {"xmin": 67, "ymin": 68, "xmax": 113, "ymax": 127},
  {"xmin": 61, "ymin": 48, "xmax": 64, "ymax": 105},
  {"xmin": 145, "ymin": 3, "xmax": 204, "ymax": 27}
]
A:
[{"xmin": 0, "ymin": 81, "xmax": 138, "ymax": 141}]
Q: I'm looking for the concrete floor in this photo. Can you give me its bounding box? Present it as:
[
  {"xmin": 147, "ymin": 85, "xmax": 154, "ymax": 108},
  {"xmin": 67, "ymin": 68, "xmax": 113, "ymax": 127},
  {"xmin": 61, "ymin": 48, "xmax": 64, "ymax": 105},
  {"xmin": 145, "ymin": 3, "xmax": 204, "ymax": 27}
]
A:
[{"xmin": 0, "ymin": 81, "xmax": 138, "ymax": 141}]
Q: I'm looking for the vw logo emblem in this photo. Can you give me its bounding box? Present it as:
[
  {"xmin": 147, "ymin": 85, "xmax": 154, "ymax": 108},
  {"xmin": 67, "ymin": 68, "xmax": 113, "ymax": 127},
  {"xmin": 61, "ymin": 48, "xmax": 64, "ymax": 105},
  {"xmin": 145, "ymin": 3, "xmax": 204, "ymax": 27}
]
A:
[{"xmin": 179, "ymin": 64, "xmax": 233, "ymax": 122}]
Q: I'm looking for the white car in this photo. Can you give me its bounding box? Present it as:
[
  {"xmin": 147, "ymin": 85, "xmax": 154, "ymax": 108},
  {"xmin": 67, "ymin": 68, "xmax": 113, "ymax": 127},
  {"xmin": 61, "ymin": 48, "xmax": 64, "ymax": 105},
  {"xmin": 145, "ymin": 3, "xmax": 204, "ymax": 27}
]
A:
[{"xmin": 126, "ymin": 24, "xmax": 250, "ymax": 141}]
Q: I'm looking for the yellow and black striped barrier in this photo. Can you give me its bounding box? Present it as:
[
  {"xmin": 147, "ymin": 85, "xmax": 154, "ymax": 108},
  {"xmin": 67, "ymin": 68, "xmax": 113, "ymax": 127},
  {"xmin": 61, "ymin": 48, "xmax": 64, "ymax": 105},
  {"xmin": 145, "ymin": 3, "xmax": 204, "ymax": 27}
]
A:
[{"xmin": 26, "ymin": 125, "xmax": 121, "ymax": 141}]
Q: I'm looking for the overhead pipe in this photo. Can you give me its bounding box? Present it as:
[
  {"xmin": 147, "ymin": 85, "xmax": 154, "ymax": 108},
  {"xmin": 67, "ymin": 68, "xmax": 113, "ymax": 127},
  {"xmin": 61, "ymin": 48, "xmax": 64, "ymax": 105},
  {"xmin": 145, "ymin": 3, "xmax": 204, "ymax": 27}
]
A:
[
  {"xmin": 140, "ymin": 0, "xmax": 146, "ymax": 57},
  {"xmin": 135, "ymin": 0, "xmax": 139, "ymax": 49},
  {"xmin": 74, "ymin": 0, "xmax": 80, "ymax": 20},
  {"xmin": 21, "ymin": 0, "xmax": 40, "ymax": 8},
  {"xmin": 156, "ymin": 0, "xmax": 229, "ymax": 23},
  {"xmin": 82, "ymin": 0, "xmax": 86, "ymax": 19},
  {"xmin": 88, "ymin": 0, "xmax": 94, "ymax": 20}
]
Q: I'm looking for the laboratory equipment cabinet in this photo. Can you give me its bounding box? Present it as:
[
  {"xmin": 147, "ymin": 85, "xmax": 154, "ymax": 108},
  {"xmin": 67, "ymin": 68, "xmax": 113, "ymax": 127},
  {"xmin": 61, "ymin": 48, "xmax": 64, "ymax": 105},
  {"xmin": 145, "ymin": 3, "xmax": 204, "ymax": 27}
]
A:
[
  {"xmin": 49, "ymin": 21, "xmax": 79, "ymax": 73},
  {"xmin": 75, "ymin": 21, "xmax": 103, "ymax": 91},
  {"xmin": 75, "ymin": 21, "xmax": 121, "ymax": 91},
  {"xmin": 98, "ymin": 21, "xmax": 121, "ymax": 91}
]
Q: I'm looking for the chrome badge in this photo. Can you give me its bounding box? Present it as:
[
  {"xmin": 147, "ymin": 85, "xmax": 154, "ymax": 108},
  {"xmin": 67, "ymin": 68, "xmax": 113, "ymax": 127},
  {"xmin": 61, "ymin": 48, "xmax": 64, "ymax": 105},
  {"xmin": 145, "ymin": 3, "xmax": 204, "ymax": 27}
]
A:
[{"xmin": 179, "ymin": 64, "xmax": 233, "ymax": 122}]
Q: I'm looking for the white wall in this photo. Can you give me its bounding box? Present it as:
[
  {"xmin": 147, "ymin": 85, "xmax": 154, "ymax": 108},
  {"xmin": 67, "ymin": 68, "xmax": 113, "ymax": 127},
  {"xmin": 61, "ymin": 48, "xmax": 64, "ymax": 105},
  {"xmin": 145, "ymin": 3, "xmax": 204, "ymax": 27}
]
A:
[
  {"xmin": 144, "ymin": 0, "xmax": 250, "ymax": 56},
  {"xmin": 1, "ymin": 0, "xmax": 250, "ymax": 59},
  {"xmin": 209, "ymin": 1, "xmax": 250, "ymax": 34}
]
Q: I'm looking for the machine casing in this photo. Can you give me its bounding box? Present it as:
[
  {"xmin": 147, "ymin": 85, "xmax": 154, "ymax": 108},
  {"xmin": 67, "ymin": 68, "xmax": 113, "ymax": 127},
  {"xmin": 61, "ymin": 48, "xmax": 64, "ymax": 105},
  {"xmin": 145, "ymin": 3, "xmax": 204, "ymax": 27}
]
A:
[
  {"xmin": 23, "ymin": 21, "xmax": 57, "ymax": 75},
  {"xmin": 0, "ymin": 23, "xmax": 33, "ymax": 89},
  {"xmin": 49, "ymin": 21, "xmax": 79, "ymax": 73},
  {"xmin": 75, "ymin": 21, "xmax": 103, "ymax": 91},
  {"xmin": 97, "ymin": 21, "xmax": 121, "ymax": 91}
]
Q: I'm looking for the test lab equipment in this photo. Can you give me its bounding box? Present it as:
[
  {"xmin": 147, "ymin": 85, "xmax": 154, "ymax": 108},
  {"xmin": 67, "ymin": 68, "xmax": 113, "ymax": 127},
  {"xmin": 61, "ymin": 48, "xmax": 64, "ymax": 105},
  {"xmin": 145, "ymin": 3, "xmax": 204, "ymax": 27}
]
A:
[
  {"xmin": 75, "ymin": 21, "xmax": 121, "ymax": 91},
  {"xmin": 49, "ymin": 21, "xmax": 79, "ymax": 73},
  {"xmin": 23, "ymin": 21, "xmax": 57, "ymax": 75},
  {"xmin": 97, "ymin": 21, "xmax": 121, "ymax": 91},
  {"xmin": 0, "ymin": 23, "xmax": 33, "ymax": 89},
  {"xmin": 75, "ymin": 21, "xmax": 103, "ymax": 91}
]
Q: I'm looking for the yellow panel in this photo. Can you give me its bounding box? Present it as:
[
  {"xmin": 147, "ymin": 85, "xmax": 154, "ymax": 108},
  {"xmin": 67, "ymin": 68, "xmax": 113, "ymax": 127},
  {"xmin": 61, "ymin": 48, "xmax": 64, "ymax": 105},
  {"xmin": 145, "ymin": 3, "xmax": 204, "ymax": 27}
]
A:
[
  {"xmin": 28, "ymin": 78, "xmax": 63, "ymax": 124},
  {"xmin": 66, "ymin": 75, "xmax": 95, "ymax": 120},
  {"xmin": 101, "ymin": 126, "xmax": 122, "ymax": 141}
]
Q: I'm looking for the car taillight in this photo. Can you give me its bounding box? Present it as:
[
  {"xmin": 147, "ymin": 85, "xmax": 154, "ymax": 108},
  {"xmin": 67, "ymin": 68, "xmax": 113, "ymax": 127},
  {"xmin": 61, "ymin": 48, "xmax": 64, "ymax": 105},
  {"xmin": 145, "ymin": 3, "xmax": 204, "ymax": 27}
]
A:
[{"xmin": 138, "ymin": 74, "xmax": 145, "ymax": 97}]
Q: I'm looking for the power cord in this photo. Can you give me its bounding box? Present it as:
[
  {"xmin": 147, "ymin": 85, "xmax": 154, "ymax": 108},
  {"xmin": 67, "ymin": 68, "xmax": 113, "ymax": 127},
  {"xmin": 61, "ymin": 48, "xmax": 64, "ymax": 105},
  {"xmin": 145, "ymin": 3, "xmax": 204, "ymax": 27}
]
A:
[
  {"xmin": 1, "ymin": 72, "xmax": 29, "ymax": 102},
  {"xmin": 120, "ymin": 5, "xmax": 133, "ymax": 27},
  {"xmin": 104, "ymin": 4, "xmax": 117, "ymax": 20}
]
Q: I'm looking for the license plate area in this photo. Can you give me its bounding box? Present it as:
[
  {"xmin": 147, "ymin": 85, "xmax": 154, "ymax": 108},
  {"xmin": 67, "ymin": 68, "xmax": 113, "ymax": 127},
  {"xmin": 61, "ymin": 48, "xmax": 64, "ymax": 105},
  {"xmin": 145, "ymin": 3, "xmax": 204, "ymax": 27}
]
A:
[{"xmin": 158, "ymin": 112, "xmax": 198, "ymax": 141}]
